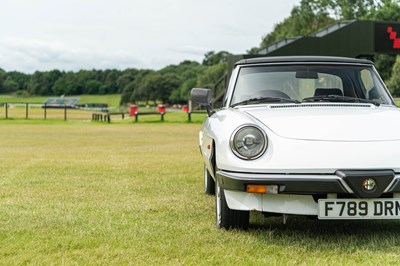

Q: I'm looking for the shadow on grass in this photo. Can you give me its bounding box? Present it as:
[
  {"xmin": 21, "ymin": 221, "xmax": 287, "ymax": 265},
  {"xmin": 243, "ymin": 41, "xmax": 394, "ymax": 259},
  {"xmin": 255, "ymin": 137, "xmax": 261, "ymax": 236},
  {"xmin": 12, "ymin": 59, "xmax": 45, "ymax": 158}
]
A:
[{"xmin": 247, "ymin": 212, "xmax": 400, "ymax": 251}]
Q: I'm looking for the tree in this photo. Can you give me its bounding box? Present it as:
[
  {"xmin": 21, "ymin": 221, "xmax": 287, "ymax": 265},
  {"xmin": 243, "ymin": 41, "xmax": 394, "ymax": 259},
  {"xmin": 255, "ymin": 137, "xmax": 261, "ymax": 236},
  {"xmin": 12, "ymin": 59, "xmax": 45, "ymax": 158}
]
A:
[
  {"xmin": 52, "ymin": 72, "xmax": 79, "ymax": 95},
  {"xmin": 103, "ymin": 69, "xmax": 119, "ymax": 93},
  {"xmin": 196, "ymin": 62, "xmax": 227, "ymax": 88},
  {"xmin": 325, "ymin": 0, "xmax": 377, "ymax": 20},
  {"xmin": 370, "ymin": 0, "xmax": 400, "ymax": 21},
  {"xmin": 123, "ymin": 69, "xmax": 154, "ymax": 104},
  {"xmin": 386, "ymin": 55, "xmax": 400, "ymax": 96},
  {"xmin": 3, "ymin": 71, "xmax": 29, "ymax": 93},
  {"xmin": 0, "ymin": 68, "xmax": 5, "ymax": 93},
  {"xmin": 161, "ymin": 60, "xmax": 206, "ymax": 103},
  {"xmin": 2, "ymin": 76, "xmax": 18, "ymax": 93},
  {"xmin": 134, "ymin": 72, "xmax": 181, "ymax": 104},
  {"xmin": 27, "ymin": 70, "xmax": 62, "ymax": 95},
  {"xmin": 260, "ymin": 0, "xmax": 334, "ymax": 48},
  {"xmin": 119, "ymin": 61, "xmax": 207, "ymax": 105},
  {"xmin": 169, "ymin": 77, "xmax": 199, "ymax": 104},
  {"xmin": 202, "ymin": 51, "xmax": 232, "ymax": 66},
  {"xmin": 85, "ymin": 80, "xmax": 103, "ymax": 94},
  {"xmin": 117, "ymin": 69, "xmax": 138, "ymax": 93},
  {"xmin": 120, "ymin": 81, "xmax": 137, "ymax": 105},
  {"xmin": 156, "ymin": 73, "xmax": 181, "ymax": 103}
]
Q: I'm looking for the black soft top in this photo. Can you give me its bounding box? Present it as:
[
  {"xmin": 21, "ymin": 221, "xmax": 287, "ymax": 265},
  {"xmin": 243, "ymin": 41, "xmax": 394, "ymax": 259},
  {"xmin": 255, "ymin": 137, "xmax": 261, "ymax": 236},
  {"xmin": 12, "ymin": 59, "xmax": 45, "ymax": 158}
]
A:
[{"xmin": 235, "ymin": 56, "xmax": 373, "ymax": 66}]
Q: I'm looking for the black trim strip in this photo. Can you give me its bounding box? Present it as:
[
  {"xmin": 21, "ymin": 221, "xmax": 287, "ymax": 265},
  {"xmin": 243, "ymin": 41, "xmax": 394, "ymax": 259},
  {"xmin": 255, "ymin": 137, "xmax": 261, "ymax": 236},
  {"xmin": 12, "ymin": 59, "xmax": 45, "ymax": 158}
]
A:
[
  {"xmin": 217, "ymin": 171, "xmax": 349, "ymax": 194},
  {"xmin": 217, "ymin": 170, "xmax": 400, "ymax": 195}
]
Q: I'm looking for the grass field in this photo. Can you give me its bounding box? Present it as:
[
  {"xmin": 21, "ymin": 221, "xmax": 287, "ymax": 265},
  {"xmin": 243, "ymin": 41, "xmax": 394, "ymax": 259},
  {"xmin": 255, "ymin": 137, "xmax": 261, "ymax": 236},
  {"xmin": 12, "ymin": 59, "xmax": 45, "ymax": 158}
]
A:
[
  {"xmin": 0, "ymin": 102, "xmax": 207, "ymax": 123},
  {"xmin": 0, "ymin": 94, "xmax": 208, "ymax": 123},
  {"xmin": 0, "ymin": 94, "xmax": 121, "ymax": 107},
  {"xmin": 1, "ymin": 121, "xmax": 400, "ymax": 265}
]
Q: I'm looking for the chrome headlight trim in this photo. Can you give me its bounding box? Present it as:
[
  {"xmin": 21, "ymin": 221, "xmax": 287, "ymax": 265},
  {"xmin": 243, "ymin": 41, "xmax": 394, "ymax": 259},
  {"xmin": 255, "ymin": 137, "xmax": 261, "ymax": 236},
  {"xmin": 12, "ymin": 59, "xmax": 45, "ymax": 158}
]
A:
[{"xmin": 230, "ymin": 124, "xmax": 268, "ymax": 160}]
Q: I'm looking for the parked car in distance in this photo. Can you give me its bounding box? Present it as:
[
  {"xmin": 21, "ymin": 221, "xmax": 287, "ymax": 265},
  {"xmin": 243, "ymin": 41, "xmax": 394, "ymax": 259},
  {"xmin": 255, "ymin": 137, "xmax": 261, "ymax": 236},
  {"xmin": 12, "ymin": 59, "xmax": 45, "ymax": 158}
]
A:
[{"xmin": 192, "ymin": 56, "xmax": 400, "ymax": 229}]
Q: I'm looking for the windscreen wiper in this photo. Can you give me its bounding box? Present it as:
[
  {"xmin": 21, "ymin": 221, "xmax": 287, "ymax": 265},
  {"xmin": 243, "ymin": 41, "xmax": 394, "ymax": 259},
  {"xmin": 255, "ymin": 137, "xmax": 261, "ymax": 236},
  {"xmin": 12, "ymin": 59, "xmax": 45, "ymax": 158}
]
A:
[
  {"xmin": 302, "ymin": 95, "xmax": 380, "ymax": 106},
  {"xmin": 231, "ymin": 96, "xmax": 300, "ymax": 107}
]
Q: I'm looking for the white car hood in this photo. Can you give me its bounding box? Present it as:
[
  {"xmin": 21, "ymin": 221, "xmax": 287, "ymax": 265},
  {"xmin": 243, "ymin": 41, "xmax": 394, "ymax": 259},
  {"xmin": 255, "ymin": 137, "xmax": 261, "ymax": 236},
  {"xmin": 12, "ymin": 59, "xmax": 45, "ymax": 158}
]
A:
[{"xmin": 241, "ymin": 103, "xmax": 400, "ymax": 141}]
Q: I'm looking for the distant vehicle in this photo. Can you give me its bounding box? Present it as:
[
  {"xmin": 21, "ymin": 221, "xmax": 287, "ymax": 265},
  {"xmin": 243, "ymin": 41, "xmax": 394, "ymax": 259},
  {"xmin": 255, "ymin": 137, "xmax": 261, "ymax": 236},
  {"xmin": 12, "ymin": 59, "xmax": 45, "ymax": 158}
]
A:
[
  {"xmin": 42, "ymin": 98, "xmax": 80, "ymax": 109},
  {"xmin": 192, "ymin": 56, "xmax": 400, "ymax": 229},
  {"xmin": 75, "ymin": 103, "xmax": 109, "ymax": 112}
]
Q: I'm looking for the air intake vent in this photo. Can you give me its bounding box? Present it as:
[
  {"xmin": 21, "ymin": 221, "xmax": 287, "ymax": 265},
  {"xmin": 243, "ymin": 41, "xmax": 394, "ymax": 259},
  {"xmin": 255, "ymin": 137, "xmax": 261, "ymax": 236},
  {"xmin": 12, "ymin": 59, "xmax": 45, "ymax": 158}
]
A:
[{"xmin": 269, "ymin": 103, "xmax": 373, "ymax": 109}]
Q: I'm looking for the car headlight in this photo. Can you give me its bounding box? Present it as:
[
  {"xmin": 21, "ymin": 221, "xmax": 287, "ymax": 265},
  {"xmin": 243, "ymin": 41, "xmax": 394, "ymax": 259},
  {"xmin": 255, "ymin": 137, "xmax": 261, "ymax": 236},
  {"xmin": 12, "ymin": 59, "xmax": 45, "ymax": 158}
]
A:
[{"xmin": 230, "ymin": 125, "xmax": 267, "ymax": 160}]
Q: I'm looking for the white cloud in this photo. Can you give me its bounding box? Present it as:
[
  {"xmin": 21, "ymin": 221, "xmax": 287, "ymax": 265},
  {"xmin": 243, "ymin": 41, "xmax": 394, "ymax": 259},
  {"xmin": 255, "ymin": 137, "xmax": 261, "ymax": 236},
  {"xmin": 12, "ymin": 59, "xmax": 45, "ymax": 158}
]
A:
[
  {"xmin": 0, "ymin": 37, "xmax": 142, "ymax": 73},
  {"xmin": 0, "ymin": 0, "xmax": 301, "ymax": 72},
  {"xmin": 170, "ymin": 45, "xmax": 209, "ymax": 56}
]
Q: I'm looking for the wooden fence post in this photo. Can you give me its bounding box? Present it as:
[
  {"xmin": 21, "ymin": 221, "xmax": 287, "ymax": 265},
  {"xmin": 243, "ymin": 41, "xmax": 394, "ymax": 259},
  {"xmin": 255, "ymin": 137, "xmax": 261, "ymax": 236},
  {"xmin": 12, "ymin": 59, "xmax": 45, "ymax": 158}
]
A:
[{"xmin": 64, "ymin": 105, "xmax": 67, "ymax": 121}]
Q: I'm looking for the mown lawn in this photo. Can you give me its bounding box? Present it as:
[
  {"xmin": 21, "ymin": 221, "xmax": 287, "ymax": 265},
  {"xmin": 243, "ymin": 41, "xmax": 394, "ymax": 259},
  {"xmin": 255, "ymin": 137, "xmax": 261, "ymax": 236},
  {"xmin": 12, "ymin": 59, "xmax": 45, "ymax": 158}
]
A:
[
  {"xmin": 0, "ymin": 94, "xmax": 121, "ymax": 107},
  {"xmin": 0, "ymin": 102, "xmax": 207, "ymax": 123},
  {"xmin": 1, "ymin": 121, "xmax": 400, "ymax": 265}
]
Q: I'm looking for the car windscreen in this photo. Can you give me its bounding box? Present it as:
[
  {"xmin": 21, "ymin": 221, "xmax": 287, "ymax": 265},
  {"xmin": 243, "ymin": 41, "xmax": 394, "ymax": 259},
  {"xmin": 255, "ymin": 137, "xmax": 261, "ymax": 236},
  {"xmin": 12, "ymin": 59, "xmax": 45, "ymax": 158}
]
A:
[{"xmin": 230, "ymin": 64, "xmax": 394, "ymax": 106}]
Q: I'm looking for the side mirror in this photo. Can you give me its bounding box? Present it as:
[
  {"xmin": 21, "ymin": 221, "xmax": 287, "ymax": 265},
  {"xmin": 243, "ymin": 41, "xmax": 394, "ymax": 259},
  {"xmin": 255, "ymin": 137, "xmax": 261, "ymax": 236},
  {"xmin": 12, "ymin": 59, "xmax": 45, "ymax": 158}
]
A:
[{"xmin": 191, "ymin": 88, "xmax": 215, "ymax": 116}]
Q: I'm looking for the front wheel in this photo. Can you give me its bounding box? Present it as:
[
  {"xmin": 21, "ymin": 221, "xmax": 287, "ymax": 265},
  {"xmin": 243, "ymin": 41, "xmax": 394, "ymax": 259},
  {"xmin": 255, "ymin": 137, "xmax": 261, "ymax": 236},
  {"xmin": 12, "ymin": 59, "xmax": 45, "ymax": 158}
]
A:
[
  {"xmin": 204, "ymin": 165, "xmax": 215, "ymax": 195},
  {"xmin": 215, "ymin": 179, "xmax": 249, "ymax": 230}
]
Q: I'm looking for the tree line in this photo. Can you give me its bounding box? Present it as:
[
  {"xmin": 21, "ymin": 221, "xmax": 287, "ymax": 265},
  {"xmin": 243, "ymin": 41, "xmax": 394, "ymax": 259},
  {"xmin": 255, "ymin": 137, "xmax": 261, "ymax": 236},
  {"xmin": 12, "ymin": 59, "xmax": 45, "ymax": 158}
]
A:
[
  {"xmin": 0, "ymin": 68, "xmax": 124, "ymax": 96},
  {"xmin": 120, "ymin": 51, "xmax": 229, "ymax": 105},
  {"xmin": 0, "ymin": 51, "xmax": 229, "ymax": 105},
  {"xmin": 1, "ymin": 0, "xmax": 400, "ymax": 104}
]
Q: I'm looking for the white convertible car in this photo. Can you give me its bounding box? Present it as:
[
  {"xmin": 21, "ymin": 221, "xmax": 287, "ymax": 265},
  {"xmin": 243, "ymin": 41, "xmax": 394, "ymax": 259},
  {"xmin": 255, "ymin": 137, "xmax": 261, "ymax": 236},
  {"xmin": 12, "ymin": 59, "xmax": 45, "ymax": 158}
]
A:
[{"xmin": 191, "ymin": 56, "xmax": 400, "ymax": 229}]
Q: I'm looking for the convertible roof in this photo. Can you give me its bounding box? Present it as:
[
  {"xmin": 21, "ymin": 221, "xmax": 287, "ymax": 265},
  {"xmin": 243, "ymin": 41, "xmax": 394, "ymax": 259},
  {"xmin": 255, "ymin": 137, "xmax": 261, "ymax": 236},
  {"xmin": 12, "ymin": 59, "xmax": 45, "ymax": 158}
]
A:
[{"xmin": 235, "ymin": 56, "xmax": 373, "ymax": 66}]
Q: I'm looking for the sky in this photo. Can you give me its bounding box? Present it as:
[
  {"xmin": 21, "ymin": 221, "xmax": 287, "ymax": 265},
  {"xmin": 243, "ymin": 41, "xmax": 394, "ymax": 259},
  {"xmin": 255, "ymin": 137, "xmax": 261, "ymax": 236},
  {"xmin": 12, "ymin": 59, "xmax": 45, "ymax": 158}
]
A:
[{"xmin": 0, "ymin": 0, "xmax": 301, "ymax": 73}]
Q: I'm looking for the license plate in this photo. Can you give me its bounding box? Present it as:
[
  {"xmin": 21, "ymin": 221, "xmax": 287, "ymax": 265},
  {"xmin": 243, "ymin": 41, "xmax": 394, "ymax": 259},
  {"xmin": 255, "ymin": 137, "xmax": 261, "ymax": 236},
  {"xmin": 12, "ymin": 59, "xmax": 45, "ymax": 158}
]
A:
[{"xmin": 318, "ymin": 199, "xmax": 400, "ymax": 219}]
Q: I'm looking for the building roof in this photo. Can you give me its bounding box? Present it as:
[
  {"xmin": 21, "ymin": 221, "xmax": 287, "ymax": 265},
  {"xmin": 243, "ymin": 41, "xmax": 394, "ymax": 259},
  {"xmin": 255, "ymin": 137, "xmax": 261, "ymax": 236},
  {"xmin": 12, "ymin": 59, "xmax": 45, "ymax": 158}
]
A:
[{"xmin": 235, "ymin": 56, "xmax": 373, "ymax": 66}]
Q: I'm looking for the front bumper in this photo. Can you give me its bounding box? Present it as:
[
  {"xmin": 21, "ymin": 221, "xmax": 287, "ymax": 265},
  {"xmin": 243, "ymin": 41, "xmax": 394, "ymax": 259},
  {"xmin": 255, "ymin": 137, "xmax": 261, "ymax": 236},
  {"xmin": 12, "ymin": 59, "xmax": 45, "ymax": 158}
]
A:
[
  {"xmin": 217, "ymin": 169, "xmax": 400, "ymax": 216},
  {"xmin": 216, "ymin": 169, "xmax": 400, "ymax": 196}
]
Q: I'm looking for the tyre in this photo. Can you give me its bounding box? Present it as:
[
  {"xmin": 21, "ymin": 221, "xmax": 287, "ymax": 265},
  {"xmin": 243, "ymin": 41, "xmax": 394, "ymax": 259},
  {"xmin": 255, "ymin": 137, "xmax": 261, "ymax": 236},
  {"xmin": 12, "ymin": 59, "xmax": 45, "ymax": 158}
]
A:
[
  {"xmin": 215, "ymin": 179, "xmax": 249, "ymax": 230},
  {"xmin": 204, "ymin": 165, "xmax": 215, "ymax": 195}
]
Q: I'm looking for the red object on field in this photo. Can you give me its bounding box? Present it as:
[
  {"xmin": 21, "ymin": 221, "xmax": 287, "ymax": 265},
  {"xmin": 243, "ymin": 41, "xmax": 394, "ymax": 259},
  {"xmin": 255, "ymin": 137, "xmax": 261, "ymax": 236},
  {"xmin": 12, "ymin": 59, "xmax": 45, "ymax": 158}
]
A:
[
  {"xmin": 129, "ymin": 104, "xmax": 138, "ymax": 116},
  {"xmin": 157, "ymin": 104, "xmax": 167, "ymax": 114},
  {"xmin": 182, "ymin": 105, "xmax": 188, "ymax": 113}
]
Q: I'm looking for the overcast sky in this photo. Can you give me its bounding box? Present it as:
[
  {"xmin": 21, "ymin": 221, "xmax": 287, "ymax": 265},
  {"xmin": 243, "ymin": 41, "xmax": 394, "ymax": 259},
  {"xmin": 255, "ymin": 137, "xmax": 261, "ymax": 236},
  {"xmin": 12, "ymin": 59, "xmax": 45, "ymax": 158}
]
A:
[{"xmin": 0, "ymin": 0, "xmax": 301, "ymax": 73}]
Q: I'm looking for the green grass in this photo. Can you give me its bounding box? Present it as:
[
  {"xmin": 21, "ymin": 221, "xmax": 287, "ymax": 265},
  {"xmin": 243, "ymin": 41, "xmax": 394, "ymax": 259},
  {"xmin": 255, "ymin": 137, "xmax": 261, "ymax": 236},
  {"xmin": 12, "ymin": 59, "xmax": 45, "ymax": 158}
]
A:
[
  {"xmin": 0, "ymin": 101, "xmax": 207, "ymax": 123},
  {"xmin": 107, "ymin": 112, "xmax": 207, "ymax": 124},
  {"xmin": 0, "ymin": 94, "xmax": 121, "ymax": 107},
  {"xmin": 1, "ymin": 122, "xmax": 400, "ymax": 264}
]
